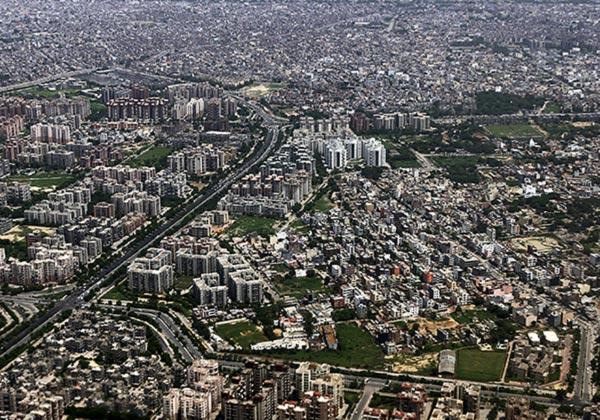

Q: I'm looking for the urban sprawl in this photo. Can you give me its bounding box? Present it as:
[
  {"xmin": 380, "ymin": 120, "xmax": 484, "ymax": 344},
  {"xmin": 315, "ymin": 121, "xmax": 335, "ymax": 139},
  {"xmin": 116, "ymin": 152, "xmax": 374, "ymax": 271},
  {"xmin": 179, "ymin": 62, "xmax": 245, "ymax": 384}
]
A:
[{"xmin": 1, "ymin": 1, "xmax": 600, "ymax": 419}]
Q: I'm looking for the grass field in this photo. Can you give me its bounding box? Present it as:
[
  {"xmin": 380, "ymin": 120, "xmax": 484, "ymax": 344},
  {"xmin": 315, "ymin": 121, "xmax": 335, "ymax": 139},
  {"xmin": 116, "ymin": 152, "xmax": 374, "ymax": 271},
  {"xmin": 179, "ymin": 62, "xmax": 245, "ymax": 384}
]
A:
[
  {"xmin": 129, "ymin": 146, "xmax": 174, "ymax": 169},
  {"xmin": 390, "ymin": 159, "xmax": 421, "ymax": 169},
  {"xmin": 544, "ymin": 102, "xmax": 562, "ymax": 114},
  {"xmin": 432, "ymin": 156, "xmax": 479, "ymax": 167},
  {"xmin": 455, "ymin": 348, "xmax": 507, "ymax": 381},
  {"xmin": 7, "ymin": 172, "xmax": 76, "ymax": 190},
  {"xmin": 369, "ymin": 393, "xmax": 399, "ymax": 410},
  {"xmin": 344, "ymin": 391, "xmax": 360, "ymax": 406},
  {"xmin": 102, "ymin": 282, "xmax": 134, "ymax": 301},
  {"xmin": 312, "ymin": 194, "xmax": 334, "ymax": 212},
  {"xmin": 275, "ymin": 275, "xmax": 329, "ymax": 298},
  {"xmin": 383, "ymin": 140, "xmax": 420, "ymax": 169},
  {"xmin": 15, "ymin": 86, "xmax": 84, "ymax": 99},
  {"xmin": 216, "ymin": 320, "xmax": 267, "ymax": 350},
  {"xmin": 486, "ymin": 124, "xmax": 543, "ymax": 139},
  {"xmin": 451, "ymin": 309, "xmax": 496, "ymax": 324},
  {"xmin": 228, "ymin": 215, "xmax": 276, "ymax": 237},
  {"xmin": 265, "ymin": 323, "xmax": 384, "ymax": 368},
  {"xmin": 290, "ymin": 219, "xmax": 310, "ymax": 234},
  {"xmin": 173, "ymin": 275, "xmax": 193, "ymax": 290}
]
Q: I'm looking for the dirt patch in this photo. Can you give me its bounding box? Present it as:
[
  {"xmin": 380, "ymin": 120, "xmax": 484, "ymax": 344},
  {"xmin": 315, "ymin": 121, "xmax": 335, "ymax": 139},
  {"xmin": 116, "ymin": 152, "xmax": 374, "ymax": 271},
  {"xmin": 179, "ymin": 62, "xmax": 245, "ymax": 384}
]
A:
[
  {"xmin": 414, "ymin": 317, "xmax": 460, "ymax": 335},
  {"xmin": 189, "ymin": 181, "xmax": 205, "ymax": 190},
  {"xmin": 510, "ymin": 236, "xmax": 561, "ymax": 253},
  {"xmin": 390, "ymin": 352, "xmax": 438, "ymax": 373},
  {"xmin": 241, "ymin": 83, "xmax": 283, "ymax": 99},
  {"xmin": 0, "ymin": 225, "xmax": 55, "ymax": 242},
  {"xmin": 572, "ymin": 121, "xmax": 595, "ymax": 128}
]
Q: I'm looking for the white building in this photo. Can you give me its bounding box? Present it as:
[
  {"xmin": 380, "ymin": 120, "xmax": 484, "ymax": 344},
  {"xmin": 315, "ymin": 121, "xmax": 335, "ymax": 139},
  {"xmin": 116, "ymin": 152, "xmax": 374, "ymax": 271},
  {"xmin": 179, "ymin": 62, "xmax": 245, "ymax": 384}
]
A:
[
  {"xmin": 324, "ymin": 139, "xmax": 347, "ymax": 170},
  {"xmin": 362, "ymin": 138, "xmax": 386, "ymax": 167}
]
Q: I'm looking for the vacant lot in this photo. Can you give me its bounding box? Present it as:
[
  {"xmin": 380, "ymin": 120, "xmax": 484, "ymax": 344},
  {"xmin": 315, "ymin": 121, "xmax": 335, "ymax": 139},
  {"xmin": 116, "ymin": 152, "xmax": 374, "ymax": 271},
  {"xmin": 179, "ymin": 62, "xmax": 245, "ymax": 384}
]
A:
[
  {"xmin": 510, "ymin": 235, "xmax": 562, "ymax": 254},
  {"xmin": 241, "ymin": 82, "xmax": 284, "ymax": 99},
  {"xmin": 486, "ymin": 124, "xmax": 543, "ymax": 139},
  {"xmin": 216, "ymin": 320, "xmax": 267, "ymax": 350},
  {"xmin": 0, "ymin": 225, "xmax": 54, "ymax": 243},
  {"xmin": 455, "ymin": 348, "xmax": 507, "ymax": 381},
  {"xmin": 390, "ymin": 352, "xmax": 438, "ymax": 374},
  {"xmin": 265, "ymin": 323, "xmax": 384, "ymax": 368}
]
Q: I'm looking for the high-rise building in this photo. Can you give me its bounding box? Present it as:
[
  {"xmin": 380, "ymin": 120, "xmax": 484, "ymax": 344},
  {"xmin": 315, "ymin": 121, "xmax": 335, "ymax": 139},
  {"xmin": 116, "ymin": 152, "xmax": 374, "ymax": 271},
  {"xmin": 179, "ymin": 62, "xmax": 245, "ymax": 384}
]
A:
[
  {"xmin": 362, "ymin": 138, "xmax": 386, "ymax": 167},
  {"xmin": 130, "ymin": 84, "xmax": 150, "ymax": 100},
  {"xmin": 127, "ymin": 248, "xmax": 174, "ymax": 293},
  {"xmin": 324, "ymin": 139, "xmax": 347, "ymax": 170}
]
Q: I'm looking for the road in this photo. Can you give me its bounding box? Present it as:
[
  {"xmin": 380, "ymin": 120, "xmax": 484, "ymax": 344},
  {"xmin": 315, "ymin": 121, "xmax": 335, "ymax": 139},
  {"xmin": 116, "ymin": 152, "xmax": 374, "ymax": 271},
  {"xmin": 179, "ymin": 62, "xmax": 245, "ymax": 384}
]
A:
[
  {"xmin": 217, "ymin": 359, "xmax": 561, "ymax": 407},
  {"xmin": 411, "ymin": 149, "xmax": 436, "ymax": 170},
  {"xmin": 131, "ymin": 316, "xmax": 176, "ymax": 359},
  {"xmin": 434, "ymin": 111, "xmax": 600, "ymax": 125},
  {"xmin": 574, "ymin": 323, "xmax": 594, "ymax": 403},
  {"xmin": 215, "ymin": 357, "xmax": 557, "ymax": 398},
  {"xmin": 132, "ymin": 308, "xmax": 202, "ymax": 362},
  {"xmin": 349, "ymin": 378, "xmax": 387, "ymax": 420},
  {"xmin": 0, "ymin": 68, "xmax": 100, "ymax": 93},
  {"xmin": 0, "ymin": 111, "xmax": 281, "ymax": 359}
]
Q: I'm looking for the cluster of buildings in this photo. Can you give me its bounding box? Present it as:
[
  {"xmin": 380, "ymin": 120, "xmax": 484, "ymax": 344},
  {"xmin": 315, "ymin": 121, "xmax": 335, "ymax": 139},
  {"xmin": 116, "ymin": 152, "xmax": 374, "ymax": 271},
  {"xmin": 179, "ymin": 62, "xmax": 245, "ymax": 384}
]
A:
[
  {"xmin": 30, "ymin": 123, "xmax": 71, "ymax": 144},
  {"xmin": 429, "ymin": 382, "xmax": 481, "ymax": 420},
  {"xmin": 107, "ymin": 97, "xmax": 168, "ymax": 122},
  {"xmin": 168, "ymin": 144, "xmax": 236, "ymax": 176},
  {"xmin": 0, "ymin": 96, "xmax": 90, "ymax": 124},
  {"xmin": 0, "ymin": 115, "xmax": 24, "ymax": 140},
  {"xmin": 363, "ymin": 383, "xmax": 427, "ymax": 420},
  {"xmin": 350, "ymin": 112, "xmax": 432, "ymax": 134},
  {"xmin": 2, "ymin": 162, "xmax": 192, "ymax": 285},
  {"xmin": 130, "ymin": 229, "xmax": 266, "ymax": 306},
  {"xmin": 0, "ymin": 181, "xmax": 31, "ymax": 206},
  {"xmin": 90, "ymin": 164, "xmax": 190, "ymax": 206},
  {"xmin": 323, "ymin": 136, "xmax": 386, "ymax": 169},
  {"xmin": 219, "ymin": 141, "xmax": 315, "ymax": 217},
  {"xmin": 171, "ymin": 86, "xmax": 237, "ymax": 124},
  {"xmin": 128, "ymin": 247, "xmax": 174, "ymax": 294},
  {"xmin": 162, "ymin": 359, "xmax": 224, "ymax": 420},
  {"xmin": 508, "ymin": 331, "xmax": 561, "ymax": 383},
  {"xmin": 25, "ymin": 184, "xmax": 92, "ymax": 225},
  {"xmin": 0, "ymin": 310, "xmax": 176, "ymax": 417},
  {"xmin": 221, "ymin": 361, "xmax": 344, "ymax": 420},
  {"xmin": 0, "ymin": 234, "xmax": 89, "ymax": 285},
  {"xmin": 125, "ymin": 209, "xmax": 264, "ymax": 304},
  {"xmin": 3, "ymin": 104, "xmax": 127, "ymax": 169},
  {"xmin": 296, "ymin": 119, "xmax": 387, "ymax": 169},
  {"xmin": 59, "ymin": 211, "xmax": 147, "ymax": 250},
  {"xmin": 0, "ymin": 92, "xmax": 115, "ymax": 170}
]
